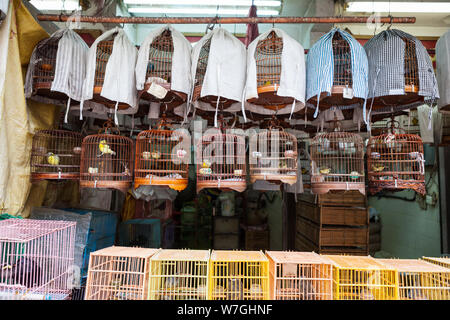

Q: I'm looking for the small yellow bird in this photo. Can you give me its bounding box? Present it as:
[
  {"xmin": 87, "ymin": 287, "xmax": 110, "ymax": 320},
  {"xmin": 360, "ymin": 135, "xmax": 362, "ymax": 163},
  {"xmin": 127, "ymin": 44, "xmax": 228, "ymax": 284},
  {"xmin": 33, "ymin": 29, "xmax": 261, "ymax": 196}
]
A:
[
  {"xmin": 319, "ymin": 167, "xmax": 331, "ymax": 175},
  {"xmin": 142, "ymin": 151, "xmax": 151, "ymax": 160},
  {"xmin": 47, "ymin": 152, "xmax": 60, "ymax": 166},
  {"xmin": 202, "ymin": 159, "xmax": 212, "ymax": 168},
  {"xmin": 151, "ymin": 152, "xmax": 161, "ymax": 159},
  {"xmin": 264, "ymin": 80, "xmax": 271, "ymax": 86},
  {"xmin": 372, "ymin": 164, "xmax": 385, "ymax": 172},
  {"xmin": 301, "ymin": 167, "xmax": 309, "ymax": 175},
  {"xmin": 98, "ymin": 140, "xmax": 116, "ymax": 157}
]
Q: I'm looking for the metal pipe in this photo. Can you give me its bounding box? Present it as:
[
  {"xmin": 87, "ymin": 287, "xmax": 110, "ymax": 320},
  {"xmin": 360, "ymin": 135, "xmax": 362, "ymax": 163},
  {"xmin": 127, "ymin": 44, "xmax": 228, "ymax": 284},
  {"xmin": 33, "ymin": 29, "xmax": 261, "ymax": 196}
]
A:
[{"xmin": 36, "ymin": 15, "xmax": 416, "ymax": 24}]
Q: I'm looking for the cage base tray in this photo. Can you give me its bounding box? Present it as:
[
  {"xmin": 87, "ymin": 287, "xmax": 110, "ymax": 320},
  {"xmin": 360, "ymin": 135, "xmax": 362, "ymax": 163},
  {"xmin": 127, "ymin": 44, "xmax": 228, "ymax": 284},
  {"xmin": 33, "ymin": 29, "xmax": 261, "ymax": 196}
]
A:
[
  {"xmin": 307, "ymin": 86, "xmax": 364, "ymax": 108},
  {"xmin": 80, "ymin": 180, "xmax": 131, "ymax": 194},
  {"xmin": 33, "ymin": 82, "xmax": 73, "ymax": 102},
  {"xmin": 138, "ymin": 82, "xmax": 187, "ymax": 109},
  {"xmin": 92, "ymin": 86, "xmax": 133, "ymax": 110},
  {"xmin": 135, "ymin": 177, "xmax": 188, "ymax": 191},
  {"xmin": 197, "ymin": 180, "xmax": 246, "ymax": 193},
  {"xmin": 192, "ymin": 85, "xmax": 238, "ymax": 109},
  {"xmin": 31, "ymin": 173, "xmax": 80, "ymax": 182},
  {"xmin": 369, "ymin": 180, "xmax": 425, "ymax": 195},
  {"xmin": 250, "ymin": 174, "xmax": 297, "ymax": 185},
  {"xmin": 247, "ymin": 85, "xmax": 294, "ymax": 109},
  {"xmin": 370, "ymin": 86, "xmax": 422, "ymax": 109},
  {"xmin": 311, "ymin": 182, "xmax": 365, "ymax": 195}
]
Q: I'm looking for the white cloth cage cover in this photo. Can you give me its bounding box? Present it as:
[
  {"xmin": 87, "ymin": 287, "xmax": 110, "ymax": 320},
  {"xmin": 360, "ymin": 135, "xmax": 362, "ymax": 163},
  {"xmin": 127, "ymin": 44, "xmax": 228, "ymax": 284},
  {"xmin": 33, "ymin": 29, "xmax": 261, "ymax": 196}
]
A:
[
  {"xmin": 436, "ymin": 29, "xmax": 450, "ymax": 112},
  {"xmin": 80, "ymin": 27, "xmax": 138, "ymax": 124},
  {"xmin": 190, "ymin": 27, "xmax": 246, "ymax": 123},
  {"xmin": 244, "ymin": 28, "xmax": 306, "ymax": 118},
  {"xmin": 24, "ymin": 28, "xmax": 88, "ymax": 112}
]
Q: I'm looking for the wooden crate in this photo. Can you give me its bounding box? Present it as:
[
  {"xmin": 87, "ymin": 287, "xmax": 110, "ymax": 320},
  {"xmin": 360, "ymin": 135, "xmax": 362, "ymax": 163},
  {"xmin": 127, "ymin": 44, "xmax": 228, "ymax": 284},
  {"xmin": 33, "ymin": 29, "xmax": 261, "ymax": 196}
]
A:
[
  {"xmin": 245, "ymin": 229, "xmax": 270, "ymax": 250},
  {"xmin": 295, "ymin": 233, "xmax": 369, "ymax": 256},
  {"xmin": 296, "ymin": 201, "xmax": 368, "ymax": 227},
  {"xmin": 296, "ymin": 190, "xmax": 366, "ymax": 207}
]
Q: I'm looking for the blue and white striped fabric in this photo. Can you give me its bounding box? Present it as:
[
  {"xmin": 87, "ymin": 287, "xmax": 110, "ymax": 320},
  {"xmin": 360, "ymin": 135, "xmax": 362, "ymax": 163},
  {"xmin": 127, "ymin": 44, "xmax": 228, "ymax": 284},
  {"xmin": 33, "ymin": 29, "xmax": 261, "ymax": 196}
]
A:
[{"xmin": 306, "ymin": 28, "xmax": 368, "ymax": 119}]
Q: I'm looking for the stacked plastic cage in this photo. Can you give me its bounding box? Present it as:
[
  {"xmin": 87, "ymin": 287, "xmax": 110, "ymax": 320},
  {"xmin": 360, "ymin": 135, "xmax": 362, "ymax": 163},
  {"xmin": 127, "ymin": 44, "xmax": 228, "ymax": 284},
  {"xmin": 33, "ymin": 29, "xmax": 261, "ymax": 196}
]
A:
[
  {"xmin": 310, "ymin": 131, "xmax": 365, "ymax": 194},
  {"xmin": 0, "ymin": 219, "xmax": 76, "ymax": 300},
  {"xmin": 378, "ymin": 259, "xmax": 450, "ymax": 300},
  {"xmin": 325, "ymin": 255, "xmax": 399, "ymax": 300},
  {"xmin": 85, "ymin": 246, "xmax": 159, "ymax": 300},
  {"xmin": 209, "ymin": 250, "xmax": 269, "ymax": 300},
  {"xmin": 148, "ymin": 249, "xmax": 210, "ymax": 300},
  {"xmin": 30, "ymin": 129, "xmax": 83, "ymax": 182},
  {"xmin": 118, "ymin": 219, "xmax": 161, "ymax": 248}
]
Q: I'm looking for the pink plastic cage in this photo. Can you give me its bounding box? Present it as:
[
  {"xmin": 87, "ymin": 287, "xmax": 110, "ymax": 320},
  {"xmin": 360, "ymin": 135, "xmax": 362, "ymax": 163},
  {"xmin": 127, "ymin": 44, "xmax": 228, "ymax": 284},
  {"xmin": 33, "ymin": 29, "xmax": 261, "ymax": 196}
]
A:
[{"xmin": 0, "ymin": 219, "xmax": 76, "ymax": 300}]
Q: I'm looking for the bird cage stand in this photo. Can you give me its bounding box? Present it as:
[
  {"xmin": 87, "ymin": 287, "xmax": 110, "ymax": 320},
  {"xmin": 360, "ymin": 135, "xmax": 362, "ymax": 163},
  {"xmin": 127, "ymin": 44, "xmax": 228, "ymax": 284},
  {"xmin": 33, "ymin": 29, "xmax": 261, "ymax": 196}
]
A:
[
  {"xmin": 134, "ymin": 113, "xmax": 189, "ymax": 191},
  {"xmin": 367, "ymin": 117, "xmax": 426, "ymax": 195}
]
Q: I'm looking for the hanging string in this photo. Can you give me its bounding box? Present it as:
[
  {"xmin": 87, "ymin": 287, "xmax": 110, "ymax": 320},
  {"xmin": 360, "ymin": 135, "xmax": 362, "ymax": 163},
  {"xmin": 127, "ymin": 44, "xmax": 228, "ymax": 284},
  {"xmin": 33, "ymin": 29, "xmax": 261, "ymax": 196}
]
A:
[{"xmin": 64, "ymin": 97, "xmax": 71, "ymax": 123}]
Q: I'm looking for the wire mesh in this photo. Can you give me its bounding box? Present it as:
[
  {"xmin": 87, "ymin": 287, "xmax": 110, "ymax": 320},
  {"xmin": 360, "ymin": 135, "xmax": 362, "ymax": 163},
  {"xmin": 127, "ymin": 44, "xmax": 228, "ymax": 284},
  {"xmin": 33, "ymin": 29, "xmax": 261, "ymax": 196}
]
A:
[
  {"xmin": 266, "ymin": 251, "xmax": 333, "ymax": 300},
  {"xmin": 310, "ymin": 132, "xmax": 365, "ymax": 194},
  {"xmin": 148, "ymin": 249, "xmax": 210, "ymax": 300},
  {"xmin": 325, "ymin": 255, "xmax": 399, "ymax": 300},
  {"xmin": 209, "ymin": 250, "xmax": 269, "ymax": 300},
  {"xmin": 85, "ymin": 246, "xmax": 158, "ymax": 300},
  {"xmin": 0, "ymin": 219, "xmax": 76, "ymax": 300},
  {"xmin": 378, "ymin": 259, "xmax": 450, "ymax": 300},
  {"xmin": 80, "ymin": 133, "xmax": 134, "ymax": 194},
  {"xmin": 31, "ymin": 129, "xmax": 83, "ymax": 182},
  {"xmin": 134, "ymin": 129, "xmax": 189, "ymax": 191},
  {"xmin": 367, "ymin": 132, "xmax": 425, "ymax": 195},
  {"xmin": 249, "ymin": 129, "xmax": 297, "ymax": 185},
  {"xmin": 196, "ymin": 132, "xmax": 246, "ymax": 193},
  {"xmin": 422, "ymin": 257, "xmax": 450, "ymax": 270}
]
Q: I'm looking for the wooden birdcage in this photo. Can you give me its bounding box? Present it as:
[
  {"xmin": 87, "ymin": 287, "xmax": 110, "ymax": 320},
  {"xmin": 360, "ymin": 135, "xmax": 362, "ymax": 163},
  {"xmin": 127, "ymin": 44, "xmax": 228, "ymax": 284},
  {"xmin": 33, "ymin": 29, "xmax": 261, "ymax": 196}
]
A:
[
  {"xmin": 85, "ymin": 246, "xmax": 159, "ymax": 300},
  {"xmin": 196, "ymin": 129, "xmax": 246, "ymax": 193},
  {"xmin": 378, "ymin": 259, "xmax": 450, "ymax": 300},
  {"xmin": 310, "ymin": 130, "xmax": 365, "ymax": 195},
  {"xmin": 247, "ymin": 31, "xmax": 295, "ymax": 111},
  {"xmin": 134, "ymin": 116, "xmax": 189, "ymax": 191},
  {"xmin": 209, "ymin": 250, "xmax": 270, "ymax": 300},
  {"xmin": 266, "ymin": 251, "xmax": 334, "ymax": 300},
  {"xmin": 80, "ymin": 120, "xmax": 134, "ymax": 194},
  {"xmin": 138, "ymin": 29, "xmax": 187, "ymax": 109},
  {"xmin": 148, "ymin": 249, "xmax": 210, "ymax": 300},
  {"xmin": 325, "ymin": 255, "xmax": 399, "ymax": 300},
  {"xmin": 422, "ymin": 257, "xmax": 450, "ymax": 269},
  {"xmin": 307, "ymin": 32, "xmax": 364, "ymax": 108},
  {"xmin": 249, "ymin": 121, "xmax": 298, "ymax": 185},
  {"xmin": 367, "ymin": 120, "xmax": 425, "ymax": 195},
  {"xmin": 30, "ymin": 129, "xmax": 83, "ymax": 182}
]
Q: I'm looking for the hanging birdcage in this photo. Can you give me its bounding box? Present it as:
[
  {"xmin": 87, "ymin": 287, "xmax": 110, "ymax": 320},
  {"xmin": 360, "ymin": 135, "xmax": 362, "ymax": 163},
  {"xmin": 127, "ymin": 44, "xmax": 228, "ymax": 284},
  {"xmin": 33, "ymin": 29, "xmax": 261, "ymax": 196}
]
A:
[
  {"xmin": 306, "ymin": 28, "xmax": 368, "ymax": 115},
  {"xmin": 436, "ymin": 30, "xmax": 450, "ymax": 112},
  {"xmin": 24, "ymin": 28, "xmax": 88, "ymax": 105},
  {"xmin": 196, "ymin": 129, "xmax": 246, "ymax": 193},
  {"xmin": 367, "ymin": 120, "xmax": 425, "ymax": 195},
  {"xmin": 249, "ymin": 122, "xmax": 298, "ymax": 185},
  {"xmin": 266, "ymin": 251, "xmax": 334, "ymax": 300},
  {"xmin": 30, "ymin": 129, "xmax": 83, "ymax": 182},
  {"xmin": 136, "ymin": 26, "xmax": 191, "ymax": 110},
  {"xmin": 80, "ymin": 120, "xmax": 134, "ymax": 194},
  {"xmin": 134, "ymin": 116, "xmax": 190, "ymax": 191},
  {"xmin": 378, "ymin": 259, "xmax": 450, "ymax": 300},
  {"xmin": 245, "ymin": 29, "xmax": 306, "ymax": 116},
  {"xmin": 364, "ymin": 29, "xmax": 438, "ymax": 114},
  {"xmin": 310, "ymin": 130, "xmax": 365, "ymax": 195}
]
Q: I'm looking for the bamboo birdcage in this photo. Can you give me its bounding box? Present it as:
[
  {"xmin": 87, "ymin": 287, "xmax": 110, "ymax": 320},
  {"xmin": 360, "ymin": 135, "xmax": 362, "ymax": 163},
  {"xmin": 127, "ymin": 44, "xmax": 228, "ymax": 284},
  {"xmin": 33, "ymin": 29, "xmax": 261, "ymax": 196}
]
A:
[
  {"xmin": 422, "ymin": 257, "xmax": 450, "ymax": 269},
  {"xmin": 30, "ymin": 129, "xmax": 83, "ymax": 182},
  {"xmin": 307, "ymin": 32, "xmax": 364, "ymax": 109},
  {"xmin": 367, "ymin": 120, "xmax": 425, "ymax": 195},
  {"xmin": 209, "ymin": 250, "xmax": 270, "ymax": 300},
  {"xmin": 148, "ymin": 249, "xmax": 210, "ymax": 300},
  {"xmin": 80, "ymin": 120, "xmax": 134, "ymax": 194},
  {"xmin": 310, "ymin": 130, "xmax": 365, "ymax": 195},
  {"xmin": 378, "ymin": 259, "xmax": 450, "ymax": 300},
  {"xmin": 138, "ymin": 29, "xmax": 187, "ymax": 109},
  {"xmin": 196, "ymin": 129, "xmax": 246, "ymax": 193},
  {"xmin": 85, "ymin": 246, "xmax": 159, "ymax": 300},
  {"xmin": 249, "ymin": 122, "xmax": 298, "ymax": 185},
  {"xmin": 325, "ymin": 255, "xmax": 399, "ymax": 300},
  {"xmin": 134, "ymin": 115, "xmax": 189, "ymax": 191},
  {"xmin": 0, "ymin": 219, "xmax": 76, "ymax": 300},
  {"xmin": 266, "ymin": 251, "xmax": 334, "ymax": 300}
]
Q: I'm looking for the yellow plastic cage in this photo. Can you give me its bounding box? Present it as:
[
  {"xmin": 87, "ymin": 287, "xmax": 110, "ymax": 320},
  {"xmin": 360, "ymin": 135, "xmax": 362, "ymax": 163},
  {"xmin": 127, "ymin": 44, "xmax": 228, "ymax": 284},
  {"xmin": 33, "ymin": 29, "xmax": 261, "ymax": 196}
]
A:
[
  {"xmin": 85, "ymin": 246, "xmax": 159, "ymax": 300},
  {"xmin": 378, "ymin": 259, "xmax": 450, "ymax": 300},
  {"xmin": 148, "ymin": 249, "xmax": 210, "ymax": 300},
  {"xmin": 422, "ymin": 256, "xmax": 450, "ymax": 269},
  {"xmin": 325, "ymin": 255, "xmax": 399, "ymax": 300},
  {"xmin": 209, "ymin": 250, "xmax": 270, "ymax": 300},
  {"xmin": 266, "ymin": 251, "xmax": 334, "ymax": 300}
]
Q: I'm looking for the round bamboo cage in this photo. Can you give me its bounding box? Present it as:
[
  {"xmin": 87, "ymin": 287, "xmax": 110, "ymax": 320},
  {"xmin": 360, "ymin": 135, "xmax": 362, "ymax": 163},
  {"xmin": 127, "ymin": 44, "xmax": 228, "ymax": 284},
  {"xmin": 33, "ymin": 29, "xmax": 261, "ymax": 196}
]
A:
[
  {"xmin": 138, "ymin": 29, "xmax": 187, "ymax": 109},
  {"xmin": 249, "ymin": 128, "xmax": 298, "ymax": 185},
  {"xmin": 310, "ymin": 131, "xmax": 365, "ymax": 195},
  {"xmin": 307, "ymin": 32, "xmax": 364, "ymax": 109},
  {"xmin": 134, "ymin": 123, "xmax": 190, "ymax": 191},
  {"xmin": 196, "ymin": 132, "xmax": 246, "ymax": 193},
  {"xmin": 367, "ymin": 125, "xmax": 425, "ymax": 195},
  {"xmin": 30, "ymin": 129, "xmax": 83, "ymax": 182},
  {"xmin": 247, "ymin": 31, "xmax": 294, "ymax": 111},
  {"xmin": 80, "ymin": 124, "xmax": 134, "ymax": 193}
]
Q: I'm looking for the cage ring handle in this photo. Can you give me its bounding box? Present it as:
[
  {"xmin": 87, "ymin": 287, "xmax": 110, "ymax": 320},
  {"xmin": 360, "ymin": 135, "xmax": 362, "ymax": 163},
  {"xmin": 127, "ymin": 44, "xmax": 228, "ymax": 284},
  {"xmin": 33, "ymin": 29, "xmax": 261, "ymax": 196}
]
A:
[{"xmin": 99, "ymin": 118, "xmax": 121, "ymax": 135}]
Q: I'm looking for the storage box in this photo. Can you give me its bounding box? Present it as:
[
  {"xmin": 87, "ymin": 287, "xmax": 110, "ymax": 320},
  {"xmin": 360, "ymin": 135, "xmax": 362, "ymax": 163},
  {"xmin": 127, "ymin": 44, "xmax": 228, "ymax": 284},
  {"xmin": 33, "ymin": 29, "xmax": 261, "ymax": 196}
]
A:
[{"xmin": 213, "ymin": 233, "xmax": 239, "ymax": 250}]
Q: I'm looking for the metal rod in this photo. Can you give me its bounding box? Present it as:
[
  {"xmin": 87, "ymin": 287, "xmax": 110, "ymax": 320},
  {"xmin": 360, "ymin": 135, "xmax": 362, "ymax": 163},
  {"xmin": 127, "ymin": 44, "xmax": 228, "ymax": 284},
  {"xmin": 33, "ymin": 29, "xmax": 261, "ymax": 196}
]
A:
[{"xmin": 36, "ymin": 15, "xmax": 416, "ymax": 24}]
